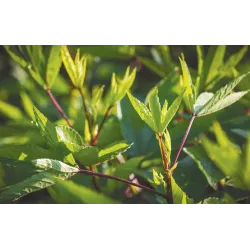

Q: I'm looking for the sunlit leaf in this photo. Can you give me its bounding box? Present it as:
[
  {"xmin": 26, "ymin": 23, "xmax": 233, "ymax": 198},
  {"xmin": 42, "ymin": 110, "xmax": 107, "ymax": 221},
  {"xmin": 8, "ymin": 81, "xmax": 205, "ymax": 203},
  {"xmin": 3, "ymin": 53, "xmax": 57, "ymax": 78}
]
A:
[{"xmin": 148, "ymin": 87, "xmax": 161, "ymax": 131}]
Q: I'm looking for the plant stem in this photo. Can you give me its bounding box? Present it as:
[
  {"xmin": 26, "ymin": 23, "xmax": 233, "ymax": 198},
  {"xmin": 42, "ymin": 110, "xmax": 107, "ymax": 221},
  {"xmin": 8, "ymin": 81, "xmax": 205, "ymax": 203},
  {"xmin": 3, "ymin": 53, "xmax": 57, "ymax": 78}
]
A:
[
  {"xmin": 78, "ymin": 87, "xmax": 93, "ymax": 143},
  {"xmin": 158, "ymin": 134, "xmax": 173, "ymax": 204},
  {"xmin": 90, "ymin": 165, "xmax": 100, "ymax": 191},
  {"xmin": 77, "ymin": 168, "xmax": 168, "ymax": 199},
  {"xmin": 45, "ymin": 88, "xmax": 73, "ymax": 128},
  {"xmin": 172, "ymin": 114, "xmax": 196, "ymax": 167},
  {"xmin": 92, "ymin": 105, "xmax": 112, "ymax": 146}
]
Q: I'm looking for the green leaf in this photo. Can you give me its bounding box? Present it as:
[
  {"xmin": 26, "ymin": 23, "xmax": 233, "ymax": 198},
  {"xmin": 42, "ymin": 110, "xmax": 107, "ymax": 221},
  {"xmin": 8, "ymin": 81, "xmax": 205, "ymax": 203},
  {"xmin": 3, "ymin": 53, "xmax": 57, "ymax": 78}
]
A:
[
  {"xmin": 116, "ymin": 67, "xmax": 136, "ymax": 102},
  {"xmin": 0, "ymin": 100, "xmax": 24, "ymax": 120},
  {"xmin": 46, "ymin": 45, "xmax": 62, "ymax": 88},
  {"xmin": 20, "ymin": 91, "xmax": 34, "ymax": 119},
  {"xmin": 0, "ymin": 172, "xmax": 55, "ymax": 203},
  {"xmin": 61, "ymin": 45, "xmax": 76, "ymax": 85},
  {"xmin": 196, "ymin": 73, "xmax": 249, "ymax": 116},
  {"xmin": 98, "ymin": 142, "xmax": 132, "ymax": 162},
  {"xmin": 193, "ymin": 92, "xmax": 214, "ymax": 114},
  {"xmin": 33, "ymin": 106, "xmax": 59, "ymax": 147},
  {"xmin": 55, "ymin": 125, "xmax": 84, "ymax": 152},
  {"xmin": 206, "ymin": 45, "xmax": 226, "ymax": 83},
  {"xmin": 0, "ymin": 158, "xmax": 78, "ymax": 203},
  {"xmin": 0, "ymin": 144, "xmax": 54, "ymax": 161},
  {"xmin": 171, "ymin": 176, "xmax": 192, "ymax": 204},
  {"xmin": 127, "ymin": 92, "xmax": 157, "ymax": 132},
  {"xmin": 50, "ymin": 178, "xmax": 119, "ymax": 204},
  {"xmin": 74, "ymin": 146, "xmax": 99, "ymax": 166},
  {"xmin": 148, "ymin": 88, "xmax": 161, "ymax": 131},
  {"xmin": 32, "ymin": 158, "xmax": 79, "ymax": 172},
  {"xmin": 137, "ymin": 56, "xmax": 166, "ymax": 78},
  {"xmin": 184, "ymin": 145, "xmax": 224, "ymax": 187},
  {"xmin": 179, "ymin": 56, "xmax": 196, "ymax": 111},
  {"xmin": 160, "ymin": 92, "xmax": 184, "ymax": 133},
  {"xmin": 3, "ymin": 45, "xmax": 28, "ymax": 68}
]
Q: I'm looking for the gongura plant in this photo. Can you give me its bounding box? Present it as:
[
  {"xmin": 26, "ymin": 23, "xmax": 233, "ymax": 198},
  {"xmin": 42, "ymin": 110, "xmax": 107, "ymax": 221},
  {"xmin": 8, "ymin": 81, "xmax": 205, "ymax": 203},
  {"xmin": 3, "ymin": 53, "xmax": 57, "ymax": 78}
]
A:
[{"xmin": 0, "ymin": 45, "xmax": 249, "ymax": 204}]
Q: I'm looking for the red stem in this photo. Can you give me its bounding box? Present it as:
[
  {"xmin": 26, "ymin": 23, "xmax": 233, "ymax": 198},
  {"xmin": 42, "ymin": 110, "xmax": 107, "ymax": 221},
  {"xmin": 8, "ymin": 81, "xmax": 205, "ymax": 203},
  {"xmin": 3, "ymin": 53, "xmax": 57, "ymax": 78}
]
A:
[
  {"xmin": 45, "ymin": 88, "xmax": 73, "ymax": 128},
  {"xmin": 77, "ymin": 169, "xmax": 167, "ymax": 199},
  {"xmin": 92, "ymin": 106, "xmax": 112, "ymax": 146},
  {"xmin": 172, "ymin": 114, "xmax": 196, "ymax": 167}
]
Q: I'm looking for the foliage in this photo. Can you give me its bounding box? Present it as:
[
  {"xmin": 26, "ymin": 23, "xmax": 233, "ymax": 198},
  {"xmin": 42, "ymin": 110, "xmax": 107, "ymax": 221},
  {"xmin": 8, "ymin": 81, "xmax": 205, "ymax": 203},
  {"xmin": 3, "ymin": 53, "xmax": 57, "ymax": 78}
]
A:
[{"xmin": 0, "ymin": 45, "xmax": 250, "ymax": 204}]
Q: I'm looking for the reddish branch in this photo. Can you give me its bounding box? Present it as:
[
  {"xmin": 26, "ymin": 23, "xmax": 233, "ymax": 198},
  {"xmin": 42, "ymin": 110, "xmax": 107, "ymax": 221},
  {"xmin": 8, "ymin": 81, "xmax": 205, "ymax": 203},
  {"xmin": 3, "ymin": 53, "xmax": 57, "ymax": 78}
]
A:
[
  {"xmin": 172, "ymin": 114, "xmax": 196, "ymax": 167},
  {"xmin": 77, "ymin": 168, "xmax": 168, "ymax": 199},
  {"xmin": 45, "ymin": 88, "xmax": 73, "ymax": 128},
  {"xmin": 92, "ymin": 106, "xmax": 113, "ymax": 146}
]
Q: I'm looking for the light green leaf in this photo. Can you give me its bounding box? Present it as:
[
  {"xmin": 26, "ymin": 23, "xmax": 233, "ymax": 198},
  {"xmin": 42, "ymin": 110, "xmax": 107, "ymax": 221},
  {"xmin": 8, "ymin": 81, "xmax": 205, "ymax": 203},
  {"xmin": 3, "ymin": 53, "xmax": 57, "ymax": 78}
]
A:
[
  {"xmin": 160, "ymin": 91, "xmax": 184, "ymax": 133},
  {"xmin": 61, "ymin": 45, "xmax": 76, "ymax": 85},
  {"xmin": 3, "ymin": 45, "xmax": 28, "ymax": 68},
  {"xmin": 179, "ymin": 56, "xmax": 195, "ymax": 111},
  {"xmin": 171, "ymin": 176, "xmax": 191, "ymax": 204},
  {"xmin": 50, "ymin": 178, "xmax": 119, "ymax": 204},
  {"xmin": 0, "ymin": 100, "xmax": 24, "ymax": 120},
  {"xmin": 148, "ymin": 88, "xmax": 161, "ymax": 131},
  {"xmin": 46, "ymin": 45, "xmax": 62, "ymax": 88},
  {"xmin": 32, "ymin": 158, "xmax": 79, "ymax": 172},
  {"xmin": 196, "ymin": 73, "xmax": 249, "ymax": 116},
  {"xmin": 193, "ymin": 92, "xmax": 214, "ymax": 114},
  {"xmin": 199, "ymin": 91, "xmax": 249, "ymax": 116},
  {"xmin": 115, "ymin": 67, "xmax": 136, "ymax": 102},
  {"xmin": 127, "ymin": 92, "xmax": 157, "ymax": 132},
  {"xmin": 20, "ymin": 91, "xmax": 34, "ymax": 119},
  {"xmin": 33, "ymin": 106, "xmax": 59, "ymax": 146},
  {"xmin": 206, "ymin": 45, "xmax": 226, "ymax": 83},
  {"xmin": 98, "ymin": 142, "xmax": 132, "ymax": 162},
  {"xmin": 55, "ymin": 125, "xmax": 84, "ymax": 152}
]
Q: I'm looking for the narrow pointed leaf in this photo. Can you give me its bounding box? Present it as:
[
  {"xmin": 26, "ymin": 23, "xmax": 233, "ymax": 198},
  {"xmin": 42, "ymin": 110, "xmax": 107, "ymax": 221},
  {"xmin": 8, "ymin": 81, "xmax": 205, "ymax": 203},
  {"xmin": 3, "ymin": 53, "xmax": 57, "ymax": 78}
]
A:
[
  {"xmin": 148, "ymin": 88, "xmax": 161, "ymax": 131},
  {"xmin": 160, "ymin": 91, "xmax": 184, "ymax": 133},
  {"xmin": 127, "ymin": 92, "xmax": 157, "ymax": 132},
  {"xmin": 46, "ymin": 45, "xmax": 62, "ymax": 88},
  {"xmin": 193, "ymin": 92, "xmax": 214, "ymax": 114},
  {"xmin": 61, "ymin": 45, "xmax": 76, "ymax": 85},
  {"xmin": 196, "ymin": 73, "xmax": 249, "ymax": 116}
]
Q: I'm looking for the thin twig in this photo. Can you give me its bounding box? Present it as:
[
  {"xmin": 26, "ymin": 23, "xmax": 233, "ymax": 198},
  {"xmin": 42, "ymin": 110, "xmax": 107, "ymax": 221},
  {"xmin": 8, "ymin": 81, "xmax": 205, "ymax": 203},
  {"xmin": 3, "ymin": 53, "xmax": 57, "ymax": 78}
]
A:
[
  {"xmin": 92, "ymin": 105, "xmax": 112, "ymax": 146},
  {"xmin": 45, "ymin": 88, "xmax": 73, "ymax": 128},
  {"xmin": 78, "ymin": 88, "xmax": 93, "ymax": 142},
  {"xmin": 172, "ymin": 114, "xmax": 196, "ymax": 167},
  {"xmin": 77, "ymin": 168, "xmax": 168, "ymax": 199}
]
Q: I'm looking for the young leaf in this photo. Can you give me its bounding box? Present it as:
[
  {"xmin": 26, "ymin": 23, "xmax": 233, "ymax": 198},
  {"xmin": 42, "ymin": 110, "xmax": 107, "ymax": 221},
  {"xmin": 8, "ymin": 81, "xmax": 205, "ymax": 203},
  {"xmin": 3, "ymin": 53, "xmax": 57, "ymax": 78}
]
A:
[
  {"xmin": 46, "ymin": 45, "xmax": 62, "ymax": 89},
  {"xmin": 205, "ymin": 45, "xmax": 226, "ymax": 84},
  {"xmin": 3, "ymin": 45, "xmax": 28, "ymax": 68},
  {"xmin": 61, "ymin": 45, "xmax": 76, "ymax": 85},
  {"xmin": 196, "ymin": 73, "xmax": 250, "ymax": 116},
  {"xmin": 148, "ymin": 88, "xmax": 161, "ymax": 131},
  {"xmin": 115, "ymin": 67, "xmax": 136, "ymax": 102},
  {"xmin": 160, "ymin": 91, "xmax": 184, "ymax": 133},
  {"xmin": 179, "ymin": 56, "xmax": 196, "ymax": 111},
  {"xmin": 127, "ymin": 92, "xmax": 157, "ymax": 132}
]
